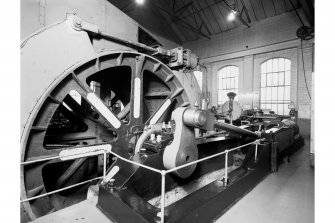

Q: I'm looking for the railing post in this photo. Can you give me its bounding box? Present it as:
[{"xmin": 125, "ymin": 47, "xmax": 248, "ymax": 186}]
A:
[
  {"xmin": 160, "ymin": 170, "xmax": 166, "ymax": 223},
  {"xmin": 255, "ymin": 140, "xmax": 259, "ymax": 162},
  {"xmin": 224, "ymin": 151, "xmax": 228, "ymax": 187},
  {"xmin": 103, "ymin": 152, "xmax": 107, "ymax": 181}
]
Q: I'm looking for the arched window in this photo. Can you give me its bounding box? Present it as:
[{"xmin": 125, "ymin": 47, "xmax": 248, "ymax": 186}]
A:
[
  {"xmin": 217, "ymin": 66, "xmax": 239, "ymax": 104},
  {"xmin": 260, "ymin": 58, "xmax": 291, "ymax": 115}
]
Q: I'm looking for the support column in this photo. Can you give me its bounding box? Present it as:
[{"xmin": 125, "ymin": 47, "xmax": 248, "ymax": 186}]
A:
[{"xmin": 242, "ymin": 55, "xmax": 254, "ymax": 109}]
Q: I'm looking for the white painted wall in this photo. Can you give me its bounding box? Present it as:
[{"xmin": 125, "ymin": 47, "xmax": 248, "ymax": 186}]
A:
[
  {"xmin": 21, "ymin": 0, "xmax": 178, "ymax": 50},
  {"xmin": 184, "ymin": 10, "xmax": 314, "ymax": 136}
]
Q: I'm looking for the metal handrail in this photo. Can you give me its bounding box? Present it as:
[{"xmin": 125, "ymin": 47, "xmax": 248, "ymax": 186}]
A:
[
  {"xmin": 20, "ymin": 177, "xmax": 103, "ymax": 203},
  {"xmin": 20, "ymin": 146, "xmax": 109, "ymax": 203},
  {"xmin": 20, "ymin": 138, "xmax": 264, "ymax": 223}
]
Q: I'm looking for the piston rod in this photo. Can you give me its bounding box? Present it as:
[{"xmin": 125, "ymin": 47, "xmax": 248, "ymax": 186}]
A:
[{"xmin": 214, "ymin": 121, "xmax": 259, "ymax": 138}]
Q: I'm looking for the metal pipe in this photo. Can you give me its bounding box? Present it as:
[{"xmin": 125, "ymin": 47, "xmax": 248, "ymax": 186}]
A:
[
  {"xmin": 21, "ymin": 177, "xmax": 102, "ymax": 203},
  {"xmin": 103, "ymin": 152, "xmax": 107, "ymax": 180},
  {"xmin": 214, "ymin": 121, "xmax": 259, "ymax": 138},
  {"xmin": 255, "ymin": 142, "xmax": 258, "ymax": 161},
  {"xmin": 160, "ymin": 171, "xmax": 166, "ymax": 223},
  {"xmin": 224, "ymin": 152, "xmax": 228, "ymax": 187},
  {"xmin": 246, "ymin": 115, "xmax": 290, "ymax": 119}
]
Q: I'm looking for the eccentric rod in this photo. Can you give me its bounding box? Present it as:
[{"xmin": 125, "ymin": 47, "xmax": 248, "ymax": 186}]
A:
[
  {"xmin": 98, "ymin": 30, "xmax": 158, "ymax": 53},
  {"xmin": 72, "ymin": 16, "xmax": 158, "ymax": 53},
  {"xmin": 214, "ymin": 121, "xmax": 259, "ymax": 138}
]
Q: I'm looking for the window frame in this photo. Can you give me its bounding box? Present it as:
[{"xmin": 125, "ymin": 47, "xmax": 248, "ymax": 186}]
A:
[
  {"xmin": 217, "ymin": 65, "xmax": 239, "ymax": 105},
  {"xmin": 260, "ymin": 57, "xmax": 291, "ymax": 115}
]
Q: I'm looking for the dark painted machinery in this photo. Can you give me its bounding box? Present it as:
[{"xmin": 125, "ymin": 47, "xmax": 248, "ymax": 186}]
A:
[{"xmin": 20, "ymin": 16, "xmax": 303, "ymax": 223}]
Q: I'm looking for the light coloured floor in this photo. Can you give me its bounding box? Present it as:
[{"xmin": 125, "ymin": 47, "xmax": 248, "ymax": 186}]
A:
[
  {"xmin": 31, "ymin": 139, "xmax": 314, "ymax": 223},
  {"xmin": 216, "ymin": 139, "xmax": 314, "ymax": 223}
]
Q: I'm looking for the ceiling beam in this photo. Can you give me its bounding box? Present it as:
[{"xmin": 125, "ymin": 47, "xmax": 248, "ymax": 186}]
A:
[
  {"xmin": 173, "ymin": 1, "xmax": 193, "ymax": 18},
  {"xmin": 240, "ymin": 0, "xmax": 251, "ymax": 23},
  {"xmin": 297, "ymin": 0, "xmax": 314, "ymax": 27},
  {"xmin": 150, "ymin": 1, "xmax": 211, "ymax": 40}
]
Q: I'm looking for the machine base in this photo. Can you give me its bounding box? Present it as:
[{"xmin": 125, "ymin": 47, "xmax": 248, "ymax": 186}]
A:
[{"xmin": 97, "ymin": 142, "xmax": 273, "ymax": 223}]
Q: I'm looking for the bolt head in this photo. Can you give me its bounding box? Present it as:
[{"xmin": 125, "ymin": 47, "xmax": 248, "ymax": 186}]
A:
[{"xmin": 74, "ymin": 18, "xmax": 82, "ymax": 27}]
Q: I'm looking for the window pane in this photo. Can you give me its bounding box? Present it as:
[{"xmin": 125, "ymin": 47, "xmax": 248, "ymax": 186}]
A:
[
  {"xmin": 223, "ymin": 90, "xmax": 227, "ymax": 98},
  {"xmin": 265, "ymin": 103, "xmax": 272, "ymax": 109},
  {"xmin": 285, "ymin": 71, "xmax": 290, "ymax": 85},
  {"xmin": 273, "ymin": 59, "xmax": 279, "ymax": 72},
  {"xmin": 272, "ymin": 87, "xmax": 278, "ymax": 101},
  {"xmin": 227, "ymin": 78, "xmax": 231, "ymax": 89},
  {"xmin": 283, "ymin": 103, "xmax": 290, "ymax": 115},
  {"xmin": 278, "ymin": 72, "xmax": 284, "ymax": 85},
  {"xmin": 218, "ymin": 77, "xmax": 222, "ymax": 89},
  {"xmin": 278, "ymin": 104, "xmax": 284, "ymax": 115},
  {"xmin": 285, "ymin": 59, "xmax": 291, "ymax": 71},
  {"xmin": 271, "ymin": 104, "xmax": 278, "ymax": 114},
  {"xmin": 278, "ymin": 87, "xmax": 284, "ymax": 101},
  {"xmin": 267, "ymin": 73, "xmax": 272, "ymax": 86},
  {"xmin": 261, "ymin": 88, "xmax": 266, "ymax": 102},
  {"xmin": 261, "ymin": 74, "xmax": 266, "ymax": 87},
  {"xmin": 222, "ymin": 68, "xmax": 227, "ymax": 78},
  {"xmin": 228, "ymin": 67, "xmax": 232, "ymax": 78},
  {"xmin": 273, "ymin": 72, "xmax": 278, "ymax": 85},
  {"xmin": 266, "ymin": 60, "xmax": 272, "ymax": 73},
  {"xmin": 218, "ymin": 90, "xmax": 223, "ymax": 103},
  {"xmin": 279, "ymin": 58, "xmax": 285, "ymax": 71},
  {"xmin": 261, "ymin": 64, "xmax": 266, "ymax": 74},
  {"xmin": 231, "ymin": 78, "xmax": 235, "ymax": 89},
  {"xmin": 265, "ymin": 87, "xmax": 271, "ymax": 101},
  {"xmin": 233, "ymin": 67, "xmax": 238, "ymax": 77},
  {"xmin": 284, "ymin": 86, "xmax": 290, "ymax": 101},
  {"xmin": 235, "ymin": 77, "xmax": 239, "ymax": 89}
]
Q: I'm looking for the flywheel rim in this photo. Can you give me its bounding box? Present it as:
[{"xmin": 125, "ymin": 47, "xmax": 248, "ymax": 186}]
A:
[{"xmin": 21, "ymin": 51, "xmax": 190, "ymax": 221}]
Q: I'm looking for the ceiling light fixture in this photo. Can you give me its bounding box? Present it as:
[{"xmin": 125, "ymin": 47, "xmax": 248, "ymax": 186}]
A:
[
  {"xmin": 228, "ymin": 10, "xmax": 237, "ymax": 21},
  {"xmin": 135, "ymin": 0, "xmax": 145, "ymax": 5}
]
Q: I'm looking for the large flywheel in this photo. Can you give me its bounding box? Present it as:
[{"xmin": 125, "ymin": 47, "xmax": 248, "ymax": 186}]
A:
[{"xmin": 20, "ymin": 51, "xmax": 190, "ymax": 221}]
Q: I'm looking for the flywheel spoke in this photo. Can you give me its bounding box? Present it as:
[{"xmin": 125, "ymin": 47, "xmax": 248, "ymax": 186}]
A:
[
  {"xmin": 129, "ymin": 55, "xmax": 145, "ymax": 126},
  {"xmin": 70, "ymin": 73, "xmax": 124, "ymax": 132}
]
